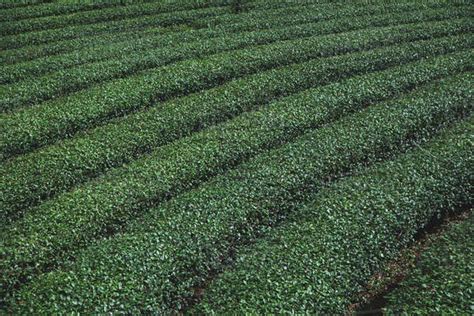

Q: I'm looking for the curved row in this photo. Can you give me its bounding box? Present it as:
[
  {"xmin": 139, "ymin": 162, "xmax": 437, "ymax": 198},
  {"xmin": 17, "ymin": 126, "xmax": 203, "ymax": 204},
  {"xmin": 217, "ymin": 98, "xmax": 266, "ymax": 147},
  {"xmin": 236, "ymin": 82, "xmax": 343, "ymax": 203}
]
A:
[
  {"xmin": 2, "ymin": 2, "xmax": 458, "ymax": 84},
  {"xmin": 0, "ymin": 0, "xmax": 231, "ymax": 35},
  {"xmin": 195, "ymin": 114, "xmax": 473, "ymax": 314},
  {"xmin": 0, "ymin": 5, "xmax": 229, "ymax": 50},
  {"xmin": 1, "ymin": 51, "xmax": 470, "ymax": 306},
  {"xmin": 0, "ymin": 1, "xmax": 457, "ymax": 65},
  {"xmin": 384, "ymin": 213, "xmax": 473, "ymax": 315},
  {"xmin": 3, "ymin": 0, "xmax": 319, "ymax": 22},
  {"xmin": 4, "ymin": 1, "xmax": 448, "ymax": 95},
  {"xmin": 2, "ymin": 19, "xmax": 471, "ymax": 159},
  {"xmin": 1, "ymin": 3, "xmax": 361, "ymax": 95},
  {"xmin": 0, "ymin": 25, "xmax": 167, "ymax": 65},
  {"xmin": 7, "ymin": 73, "xmax": 472, "ymax": 313},
  {"xmin": 1, "ymin": 36, "xmax": 471, "ymax": 221},
  {"xmin": 8, "ymin": 15, "xmax": 470, "ymax": 114},
  {"xmin": 0, "ymin": 0, "xmax": 159, "ymax": 22},
  {"xmin": 0, "ymin": 0, "xmax": 327, "ymax": 50},
  {"xmin": 0, "ymin": 1, "xmax": 329, "ymax": 64}
]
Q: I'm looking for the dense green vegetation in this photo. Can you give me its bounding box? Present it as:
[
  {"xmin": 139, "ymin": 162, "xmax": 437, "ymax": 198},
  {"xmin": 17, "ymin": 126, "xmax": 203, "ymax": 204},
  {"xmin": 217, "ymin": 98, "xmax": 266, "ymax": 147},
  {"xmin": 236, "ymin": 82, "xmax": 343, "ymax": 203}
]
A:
[
  {"xmin": 3, "ymin": 39, "xmax": 471, "ymax": 220},
  {"xmin": 2, "ymin": 20, "xmax": 471, "ymax": 157},
  {"xmin": 0, "ymin": 1, "xmax": 459, "ymax": 64},
  {"xmin": 7, "ymin": 11, "xmax": 469, "ymax": 110},
  {"xmin": 384, "ymin": 213, "xmax": 473, "ymax": 315},
  {"xmin": 0, "ymin": 0, "xmax": 230, "ymax": 35},
  {"xmin": 4, "ymin": 74, "xmax": 472, "ymax": 312},
  {"xmin": 4, "ymin": 4, "xmax": 467, "ymax": 84},
  {"xmin": 195, "ymin": 114, "xmax": 473, "ymax": 314},
  {"xmin": 0, "ymin": 4, "xmax": 226, "ymax": 48},
  {"xmin": 1, "ymin": 0, "xmax": 472, "ymax": 313}
]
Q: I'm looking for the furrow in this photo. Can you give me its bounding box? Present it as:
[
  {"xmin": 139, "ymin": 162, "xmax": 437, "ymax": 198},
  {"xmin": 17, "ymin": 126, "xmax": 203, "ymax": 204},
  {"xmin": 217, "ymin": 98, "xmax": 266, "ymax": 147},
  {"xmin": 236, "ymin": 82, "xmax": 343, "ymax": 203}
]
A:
[
  {"xmin": 1, "ymin": 19, "xmax": 471, "ymax": 158},
  {"xmin": 1, "ymin": 52, "xmax": 471, "ymax": 305},
  {"xmin": 384, "ymin": 213, "xmax": 473, "ymax": 315},
  {"xmin": 1, "ymin": 36, "xmax": 471, "ymax": 220},
  {"xmin": 3, "ymin": 3, "xmax": 462, "ymax": 84},
  {"xmin": 6, "ymin": 73, "xmax": 472, "ymax": 314},
  {"xmin": 194, "ymin": 115, "xmax": 473, "ymax": 314}
]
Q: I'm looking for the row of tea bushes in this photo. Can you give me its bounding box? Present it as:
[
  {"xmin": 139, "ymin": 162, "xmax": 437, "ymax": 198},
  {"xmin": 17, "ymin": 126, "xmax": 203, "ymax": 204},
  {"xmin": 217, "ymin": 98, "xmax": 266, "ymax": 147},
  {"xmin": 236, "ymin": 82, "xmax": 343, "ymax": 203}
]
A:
[
  {"xmin": 1, "ymin": 0, "xmax": 456, "ymax": 65},
  {"xmin": 384, "ymin": 213, "xmax": 473, "ymax": 315},
  {"xmin": 196, "ymin": 115, "xmax": 472, "ymax": 314},
  {"xmin": 1, "ymin": 37, "xmax": 470, "ymax": 220},
  {"xmin": 0, "ymin": 0, "xmax": 231, "ymax": 35},
  {"xmin": 4, "ymin": 3, "xmax": 462, "ymax": 83},
  {"xmin": 3, "ymin": 73, "xmax": 472, "ymax": 312},
  {"xmin": 2, "ymin": 19, "xmax": 470, "ymax": 158}
]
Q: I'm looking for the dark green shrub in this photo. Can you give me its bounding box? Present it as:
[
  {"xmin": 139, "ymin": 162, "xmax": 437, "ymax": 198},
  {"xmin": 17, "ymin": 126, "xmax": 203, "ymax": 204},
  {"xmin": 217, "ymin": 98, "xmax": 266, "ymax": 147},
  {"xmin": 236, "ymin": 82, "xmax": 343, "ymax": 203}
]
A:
[
  {"xmin": 2, "ymin": 19, "xmax": 470, "ymax": 159},
  {"xmin": 196, "ymin": 116, "xmax": 472, "ymax": 314},
  {"xmin": 2, "ymin": 35, "xmax": 469, "ymax": 220},
  {"xmin": 6, "ymin": 73, "xmax": 472, "ymax": 313},
  {"xmin": 384, "ymin": 214, "xmax": 473, "ymax": 315}
]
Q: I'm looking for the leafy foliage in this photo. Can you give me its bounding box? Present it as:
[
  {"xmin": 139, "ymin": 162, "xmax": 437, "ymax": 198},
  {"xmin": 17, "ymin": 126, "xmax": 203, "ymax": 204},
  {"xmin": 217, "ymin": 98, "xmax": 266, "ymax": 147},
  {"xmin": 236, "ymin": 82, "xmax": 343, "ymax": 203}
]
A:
[
  {"xmin": 0, "ymin": 4, "xmax": 228, "ymax": 49},
  {"xmin": 195, "ymin": 115, "xmax": 473, "ymax": 314},
  {"xmin": 384, "ymin": 214, "xmax": 474, "ymax": 315},
  {"xmin": 2, "ymin": 18, "xmax": 471, "ymax": 156},
  {"xmin": 3, "ymin": 4, "xmax": 464, "ymax": 84},
  {"xmin": 6, "ymin": 73, "xmax": 472, "ymax": 313},
  {"xmin": 0, "ymin": 0, "xmax": 229, "ymax": 35},
  {"xmin": 3, "ymin": 36, "xmax": 470, "ymax": 218},
  {"xmin": 1, "ymin": 1, "xmax": 472, "ymax": 313}
]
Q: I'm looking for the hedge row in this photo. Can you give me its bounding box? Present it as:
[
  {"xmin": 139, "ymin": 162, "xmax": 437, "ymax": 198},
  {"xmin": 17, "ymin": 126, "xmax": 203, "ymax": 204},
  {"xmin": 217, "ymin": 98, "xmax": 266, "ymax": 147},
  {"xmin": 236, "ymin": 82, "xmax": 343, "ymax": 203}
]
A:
[
  {"xmin": 7, "ymin": 17, "xmax": 470, "ymax": 116},
  {"xmin": 0, "ymin": 0, "xmax": 331, "ymax": 50},
  {"xmin": 0, "ymin": 1, "xmax": 457, "ymax": 65},
  {"xmin": 0, "ymin": 1, "xmax": 319, "ymax": 65},
  {"xmin": 2, "ymin": 2, "xmax": 373, "ymax": 103},
  {"xmin": 191, "ymin": 0, "xmax": 467, "ymax": 30},
  {"xmin": 0, "ymin": 0, "xmax": 415, "ymax": 21},
  {"xmin": 0, "ymin": 0, "xmax": 346, "ymax": 23},
  {"xmin": 195, "ymin": 115, "xmax": 473, "ymax": 314},
  {"xmin": 0, "ymin": 0, "xmax": 50, "ymax": 10},
  {"xmin": 0, "ymin": 25, "xmax": 169, "ymax": 65},
  {"xmin": 6, "ymin": 73, "xmax": 472, "ymax": 313},
  {"xmin": 2, "ymin": 0, "xmax": 343, "ymax": 26},
  {"xmin": 0, "ymin": 1, "xmax": 325, "ymax": 65},
  {"xmin": 2, "ymin": 20, "xmax": 471, "ymax": 159},
  {"xmin": 1, "ymin": 37, "xmax": 471, "ymax": 222},
  {"xmin": 4, "ymin": 3, "xmax": 447, "ymax": 92},
  {"xmin": 0, "ymin": 1, "xmax": 301, "ymax": 83},
  {"xmin": 384, "ymin": 213, "xmax": 473, "ymax": 315},
  {"xmin": 1, "ymin": 56, "xmax": 470, "ymax": 305},
  {"xmin": 2, "ymin": 2, "xmax": 457, "ymax": 84},
  {"xmin": 0, "ymin": 0, "xmax": 159, "ymax": 22},
  {"xmin": 0, "ymin": 4, "xmax": 230, "ymax": 50},
  {"xmin": 0, "ymin": 0, "xmax": 231, "ymax": 35}
]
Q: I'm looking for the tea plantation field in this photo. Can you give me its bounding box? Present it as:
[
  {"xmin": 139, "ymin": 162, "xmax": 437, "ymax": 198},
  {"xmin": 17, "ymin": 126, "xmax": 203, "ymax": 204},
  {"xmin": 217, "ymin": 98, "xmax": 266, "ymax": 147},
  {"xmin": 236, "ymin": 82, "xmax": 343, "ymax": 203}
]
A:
[{"xmin": 0, "ymin": 0, "xmax": 472, "ymax": 313}]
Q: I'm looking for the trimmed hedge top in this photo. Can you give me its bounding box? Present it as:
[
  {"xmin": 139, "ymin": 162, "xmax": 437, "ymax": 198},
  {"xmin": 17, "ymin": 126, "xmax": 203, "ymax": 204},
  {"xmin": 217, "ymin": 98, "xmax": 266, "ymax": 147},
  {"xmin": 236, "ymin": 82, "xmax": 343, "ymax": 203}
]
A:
[
  {"xmin": 384, "ymin": 213, "xmax": 473, "ymax": 315},
  {"xmin": 1, "ymin": 1, "xmax": 472, "ymax": 313}
]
